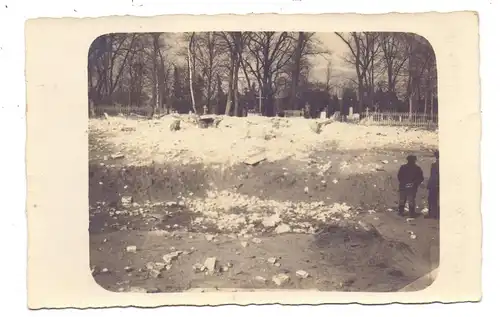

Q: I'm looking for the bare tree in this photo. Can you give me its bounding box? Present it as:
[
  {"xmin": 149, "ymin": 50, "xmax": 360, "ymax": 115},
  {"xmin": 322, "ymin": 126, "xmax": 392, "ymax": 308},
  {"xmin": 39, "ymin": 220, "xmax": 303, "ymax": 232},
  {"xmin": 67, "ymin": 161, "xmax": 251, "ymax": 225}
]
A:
[
  {"xmin": 335, "ymin": 32, "xmax": 381, "ymax": 112},
  {"xmin": 379, "ymin": 32, "xmax": 409, "ymax": 93},
  {"xmin": 187, "ymin": 32, "xmax": 197, "ymax": 114},
  {"xmin": 242, "ymin": 32, "xmax": 295, "ymax": 116},
  {"xmin": 216, "ymin": 32, "xmax": 246, "ymax": 116},
  {"xmin": 88, "ymin": 34, "xmax": 138, "ymax": 105},
  {"xmin": 194, "ymin": 32, "xmax": 225, "ymax": 113}
]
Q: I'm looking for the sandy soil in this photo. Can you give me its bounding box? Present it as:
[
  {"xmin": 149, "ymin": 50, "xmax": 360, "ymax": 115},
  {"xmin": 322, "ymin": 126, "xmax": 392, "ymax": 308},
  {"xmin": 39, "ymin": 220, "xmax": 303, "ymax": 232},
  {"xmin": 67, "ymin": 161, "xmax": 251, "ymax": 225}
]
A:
[{"xmin": 89, "ymin": 115, "xmax": 439, "ymax": 293}]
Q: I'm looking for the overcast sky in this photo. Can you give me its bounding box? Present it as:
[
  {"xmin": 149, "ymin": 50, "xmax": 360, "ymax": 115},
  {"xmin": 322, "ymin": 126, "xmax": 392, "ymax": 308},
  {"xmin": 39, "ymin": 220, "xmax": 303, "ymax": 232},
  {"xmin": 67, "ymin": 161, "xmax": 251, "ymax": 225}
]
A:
[
  {"xmin": 166, "ymin": 32, "xmax": 354, "ymax": 86},
  {"xmin": 308, "ymin": 33, "xmax": 353, "ymax": 85}
]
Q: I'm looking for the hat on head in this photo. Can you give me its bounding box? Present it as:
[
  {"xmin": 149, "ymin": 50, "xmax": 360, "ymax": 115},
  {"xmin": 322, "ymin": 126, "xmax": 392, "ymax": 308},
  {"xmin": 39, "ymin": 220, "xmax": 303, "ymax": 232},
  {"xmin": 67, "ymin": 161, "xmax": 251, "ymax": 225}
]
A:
[{"xmin": 406, "ymin": 155, "xmax": 417, "ymax": 162}]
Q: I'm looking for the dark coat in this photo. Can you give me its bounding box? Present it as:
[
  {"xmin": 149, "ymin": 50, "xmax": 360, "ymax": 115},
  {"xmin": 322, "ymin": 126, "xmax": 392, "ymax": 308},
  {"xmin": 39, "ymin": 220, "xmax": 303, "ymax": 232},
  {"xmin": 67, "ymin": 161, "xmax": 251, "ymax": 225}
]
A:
[
  {"xmin": 427, "ymin": 161, "xmax": 439, "ymax": 189},
  {"xmin": 397, "ymin": 163, "xmax": 424, "ymax": 190}
]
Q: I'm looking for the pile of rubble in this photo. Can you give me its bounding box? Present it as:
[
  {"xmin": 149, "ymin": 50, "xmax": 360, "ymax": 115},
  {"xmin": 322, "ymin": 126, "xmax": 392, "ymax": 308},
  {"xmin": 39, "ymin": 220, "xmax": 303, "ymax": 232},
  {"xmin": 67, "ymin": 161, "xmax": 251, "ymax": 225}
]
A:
[
  {"xmin": 186, "ymin": 189, "xmax": 354, "ymax": 235},
  {"xmin": 90, "ymin": 188, "xmax": 356, "ymax": 236},
  {"xmin": 89, "ymin": 115, "xmax": 438, "ymax": 167}
]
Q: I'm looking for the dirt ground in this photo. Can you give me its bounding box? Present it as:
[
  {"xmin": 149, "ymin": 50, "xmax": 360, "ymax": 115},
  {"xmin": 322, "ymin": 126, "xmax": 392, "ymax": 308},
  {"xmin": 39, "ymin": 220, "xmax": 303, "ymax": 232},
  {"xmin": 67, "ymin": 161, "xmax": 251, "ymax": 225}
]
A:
[{"xmin": 89, "ymin": 116, "xmax": 439, "ymax": 293}]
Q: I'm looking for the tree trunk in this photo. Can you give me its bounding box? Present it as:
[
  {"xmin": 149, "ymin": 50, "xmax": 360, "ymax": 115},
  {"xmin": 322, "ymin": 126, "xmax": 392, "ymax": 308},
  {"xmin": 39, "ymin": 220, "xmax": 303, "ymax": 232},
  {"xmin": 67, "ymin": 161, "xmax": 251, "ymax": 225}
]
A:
[
  {"xmin": 206, "ymin": 32, "xmax": 214, "ymax": 113},
  {"xmin": 263, "ymin": 79, "xmax": 273, "ymax": 117},
  {"xmin": 158, "ymin": 53, "xmax": 166, "ymax": 111},
  {"xmin": 128, "ymin": 63, "xmax": 133, "ymax": 107},
  {"xmin": 240, "ymin": 57, "xmax": 258, "ymax": 107},
  {"xmin": 233, "ymin": 53, "xmax": 240, "ymax": 116},
  {"xmin": 357, "ymin": 80, "xmax": 364, "ymax": 114},
  {"xmin": 370, "ymin": 42, "xmax": 375, "ymax": 110},
  {"xmin": 424, "ymin": 90, "xmax": 428, "ymax": 115},
  {"xmin": 387, "ymin": 60, "xmax": 395, "ymax": 93},
  {"xmin": 206, "ymin": 69, "xmax": 212, "ymax": 113},
  {"xmin": 187, "ymin": 34, "xmax": 197, "ymax": 114},
  {"xmin": 430, "ymin": 87, "xmax": 435, "ymax": 120},
  {"xmin": 152, "ymin": 34, "xmax": 159, "ymax": 116},
  {"xmin": 290, "ymin": 32, "xmax": 305, "ymax": 110},
  {"xmin": 225, "ymin": 58, "xmax": 235, "ymax": 115}
]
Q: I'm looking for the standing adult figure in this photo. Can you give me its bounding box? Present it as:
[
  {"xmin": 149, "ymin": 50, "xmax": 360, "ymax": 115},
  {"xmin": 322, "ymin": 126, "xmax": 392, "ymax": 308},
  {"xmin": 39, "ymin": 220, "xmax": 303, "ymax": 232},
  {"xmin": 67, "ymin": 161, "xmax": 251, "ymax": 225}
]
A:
[
  {"xmin": 397, "ymin": 155, "xmax": 424, "ymax": 217},
  {"xmin": 427, "ymin": 150, "xmax": 440, "ymax": 219}
]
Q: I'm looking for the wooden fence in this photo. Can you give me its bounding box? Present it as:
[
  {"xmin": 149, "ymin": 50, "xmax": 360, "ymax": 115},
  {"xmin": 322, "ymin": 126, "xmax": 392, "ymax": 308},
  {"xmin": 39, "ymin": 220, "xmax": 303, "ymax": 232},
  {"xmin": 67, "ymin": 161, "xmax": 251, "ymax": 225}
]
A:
[
  {"xmin": 90, "ymin": 104, "xmax": 168, "ymax": 117},
  {"xmin": 356, "ymin": 111, "xmax": 438, "ymax": 128},
  {"xmin": 283, "ymin": 110, "xmax": 304, "ymax": 118},
  {"xmin": 90, "ymin": 104, "xmax": 438, "ymax": 129}
]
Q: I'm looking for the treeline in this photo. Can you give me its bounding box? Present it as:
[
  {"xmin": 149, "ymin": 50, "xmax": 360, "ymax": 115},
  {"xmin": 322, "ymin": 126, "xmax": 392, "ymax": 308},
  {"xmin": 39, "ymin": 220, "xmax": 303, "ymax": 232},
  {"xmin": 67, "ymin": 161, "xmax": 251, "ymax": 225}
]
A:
[
  {"xmin": 87, "ymin": 32, "xmax": 437, "ymax": 118},
  {"xmin": 334, "ymin": 32, "xmax": 438, "ymax": 116}
]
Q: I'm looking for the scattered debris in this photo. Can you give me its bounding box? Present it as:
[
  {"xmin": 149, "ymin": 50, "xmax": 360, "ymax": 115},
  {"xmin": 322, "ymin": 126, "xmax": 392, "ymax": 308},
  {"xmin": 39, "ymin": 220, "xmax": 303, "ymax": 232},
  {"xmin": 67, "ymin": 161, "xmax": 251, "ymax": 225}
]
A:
[
  {"xmin": 296, "ymin": 270, "xmax": 310, "ymax": 279},
  {"xmin": 272, "ymin": 273, "xmax": 290, "ymax": 286},
  {"xmin": 126, "ymin": 245, "xmax": 137, "ymax": 253},
  {"xmin": 205, "ymin": 234, "xmax": 215, "ymax": 242},
  {"xmin": 89, "ymin": 116, "xmax": 439, "ymax": 290},
  {"xmin": 275, "ymin": 224, "xmax": 292, "ymax": 234},
  {"xmin": 149, "ymin": 269, "xmax": 162, "ymax": 278},
  {"xmin": 357, "ymin": 220, "xmax": 378, "ymax": 234},
  {"xmin": 170, "ymin": 119, "xmax": 181, "ymax": 131},
  {"xmin": 244, "ymin": 152, "xmax": 267, "ymax": 166},
  {"xmin": 129, "ymin": 287, "xmax": 148, "ymax": 293},
  {"xmin": 193, "ymin": 263, "xmax": 207, "ymax": 273},
  {"xmin": 251, "ymin": 238, "xmax": 262, "ymax": 244},
  {"xmin": 121, "ymin": 196, "xmax": 132, "ymax": 208},
  {"xmin": 162, "ymin": 251, "xmax": 182, "ymax": 264},
  {"xmin": 198, "ymin": 117, "xmax": 215, "ymax": 129},
  {"xmin": 262, "ymin": 214, "xmax": 281, "ymax": 228},
  {"xmin": 309, "ymin": 119, "xmax": 334, "ymax": 134},
  {"xmin": 254, "ymin": 276, "xmax": 267, "ymax": 283},
  {"xmin": 111, "ymin": 153, "xmax": 125, "ymax": 159},
  {"xmin": 204, "ymin": 257, "xmax": 218, "ymax": 274},
  {"xmin": 309, "ymin": 121, "xmax": 321, "ymax": 134}
]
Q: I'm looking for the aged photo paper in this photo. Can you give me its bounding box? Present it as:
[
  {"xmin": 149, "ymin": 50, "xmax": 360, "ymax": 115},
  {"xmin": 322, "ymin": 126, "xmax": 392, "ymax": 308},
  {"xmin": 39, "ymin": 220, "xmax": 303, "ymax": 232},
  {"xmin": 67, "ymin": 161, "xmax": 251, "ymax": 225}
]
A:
[{"xmin": 25, "ymin": 12, "xmax": 481, "ymax": 308}]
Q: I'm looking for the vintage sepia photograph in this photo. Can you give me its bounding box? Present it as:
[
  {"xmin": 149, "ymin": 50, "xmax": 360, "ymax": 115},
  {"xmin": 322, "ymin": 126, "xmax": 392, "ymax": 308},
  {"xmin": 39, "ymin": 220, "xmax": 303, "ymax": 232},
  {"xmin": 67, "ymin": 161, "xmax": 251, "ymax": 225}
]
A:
[{"xmin": 87, "ymin": 31, "xmax": 440, "ymax": 293}]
